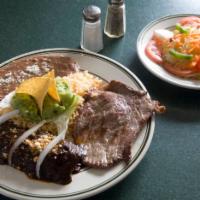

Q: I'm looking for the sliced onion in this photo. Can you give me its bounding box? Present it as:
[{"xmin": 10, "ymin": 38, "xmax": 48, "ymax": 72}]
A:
[
  {"xmin": 35, "ymin": 96, "xmax": 79, "ymax": 178},
  {"xmin": 0, "ymin": 91, "xmax": 18, "ymax": 125},
  {"xmin": 36, "ymin": 114, "xmax": 69, "ymax": 178},
  {"xmin": 0, "ymin": 91, "xmax": 15, "ymax": 108},
  {"xmin": 8, "ymin": 120, "xmax": 46, "ymax": 165},
  {"xmin": 36, "ymin": 127, "xmax": 67, "ymax": 178},
  {"xmin": 0, "ymin": 110, "xmax": 19, "ymax": 125}
]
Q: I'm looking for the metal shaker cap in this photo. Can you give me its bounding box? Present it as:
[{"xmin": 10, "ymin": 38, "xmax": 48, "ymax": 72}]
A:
[
  {"xmin": 83, "ymin": 5, "xmax": 101, "ymax": 22},
  {"xmin": 109, "ymin": 0, "xmax": 124, "ymax": 5}
]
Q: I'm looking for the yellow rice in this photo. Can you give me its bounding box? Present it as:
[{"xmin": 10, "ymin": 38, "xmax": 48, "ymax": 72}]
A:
[{"xmin": 63, "ymin": 71, "xmax": 105, "ymax": 96}]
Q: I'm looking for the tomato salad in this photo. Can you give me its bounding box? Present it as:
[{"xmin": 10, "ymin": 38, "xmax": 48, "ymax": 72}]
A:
[{"xmin": 145, "ymin": 16, "xmax": 200, "ymax": 78}]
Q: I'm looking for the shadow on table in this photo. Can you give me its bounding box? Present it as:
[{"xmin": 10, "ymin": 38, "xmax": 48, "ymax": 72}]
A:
[{"xmin": 100, "ymin": 34, "xmax": 125, "ymax": 55}]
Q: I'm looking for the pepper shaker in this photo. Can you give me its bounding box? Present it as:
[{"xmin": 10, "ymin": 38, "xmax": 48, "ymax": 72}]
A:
[
  {"xmin": 104, "ymin": 0, "xmax": 126, "ymax": 38},
  {"xmin": 80, "ymin": 5, "xmax": 103, "ymax": 52}
]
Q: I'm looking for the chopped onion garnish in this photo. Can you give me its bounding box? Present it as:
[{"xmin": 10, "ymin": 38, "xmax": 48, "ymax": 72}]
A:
[
  {"xmin": 36, "ymin": 114, "xmax": 69, "ymax": 178},
  {"xmin": 8, "ymin": 120, "xmax": 46, "ymax": 165},
  {"xmin": 0, "ymin": 110, "xmax": 19, "ymax": 125},
  {"xmin": 0, "ymin": 91, "xmax": 15, "ymax": 108}
]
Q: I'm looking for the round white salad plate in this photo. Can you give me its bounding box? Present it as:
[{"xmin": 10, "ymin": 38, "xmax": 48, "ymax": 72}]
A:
[
  {"xmin": 137, "ymin": 14, "xmax": 200, "ymax": 90},
  {"xmin": 0, "ymin": 48, "xmax": 155, "ymax": 200}
]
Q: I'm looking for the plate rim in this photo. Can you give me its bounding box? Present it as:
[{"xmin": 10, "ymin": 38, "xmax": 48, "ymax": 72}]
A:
[
  {"xmin": 0, "ymin": 48, "xmax": 155, "ymax": 200},
  {"xmin": 137, "ymin": 13, "xmax": 200, "ymax": 90}
]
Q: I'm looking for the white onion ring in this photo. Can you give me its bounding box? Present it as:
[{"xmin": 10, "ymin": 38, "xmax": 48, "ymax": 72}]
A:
[
  {"xmin": 0, "ymin": 110, "xmax": 19, "ymax": 125},
  {"xmin": 0, "ymin": 91, "xmax": 15, "ymax": 108},
  {"xmin": 36, "ymin": 97, "xmax": 79, "ymax": 178},
  {"xmin": 0, "ymin": 91, "xmax": 18, "ymax": 125},
  {"xmin": 36, "ymin": 126, "xmax": 67, "ymax": 178},
  {"xmin": 36, "ymin": 114, "xmax": 69, "ymax": 178},
  {"xmin": 8, "ymin": 120, "xmax": 46, "ymax": 165}
]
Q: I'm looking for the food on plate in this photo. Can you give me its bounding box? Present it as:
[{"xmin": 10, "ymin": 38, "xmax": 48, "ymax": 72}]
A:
[
  {"xmin": 145, "ymin": 16, "xmax": 200, "ymax": 78},
  {"xmin": 72, "ymin": 80, "xmax": 165, "ymax": 168},
  {"xmin": 0, "ymin": 54, "xmax": 79, "ymax": 101},
  {"xmin": 12, "ymin": 72, "xmax": 77, "ymax": 122},
  {"xmin": 0, "ymin": 54, "xmax": 165, "ymax": 185}
]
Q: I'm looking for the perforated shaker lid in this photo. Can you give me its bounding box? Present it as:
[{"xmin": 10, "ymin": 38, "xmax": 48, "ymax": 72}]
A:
[
  {"xmin": 109, "ymin": 0, "xmax": 124, "ymax": 5},
  {"xmin": 82, "ymin": 5, "xmax": 101, "ymax": 22}
]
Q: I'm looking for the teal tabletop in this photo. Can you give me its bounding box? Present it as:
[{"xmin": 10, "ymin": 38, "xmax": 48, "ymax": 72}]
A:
[{"xmin": 0, "ymin": 0, "xmax": 200, "ymax": 200}]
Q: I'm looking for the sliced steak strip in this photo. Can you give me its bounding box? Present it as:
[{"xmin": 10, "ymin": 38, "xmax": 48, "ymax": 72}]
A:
[
  {"xmin": 0, "ymin": 54, "xmax": 79, "ymax": 100},
  {"xmin": 72, "ymin": 81, "xmax": 165, "ymax": 168}
]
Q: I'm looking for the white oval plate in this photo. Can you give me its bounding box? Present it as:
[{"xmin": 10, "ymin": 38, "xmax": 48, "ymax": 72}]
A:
[
  {"xmin": 0, "ymin": 49, "xmax": 155, "ymax": 200},
  {"xmin": 137, "ymin": 14, "xmax": 200, "ymax": 90}
]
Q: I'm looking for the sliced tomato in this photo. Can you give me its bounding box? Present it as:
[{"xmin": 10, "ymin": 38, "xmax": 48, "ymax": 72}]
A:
[
  {"xmin": 163, "ymin": 62, "xmax": 196, "ymax": 78},
  {"xmin": 179, "ymin": 16, "xmax": 200, "ymax": 27},
  {"xmin": 195, "ymin": 58, "xmax": 200, "ymax": 71},
  {"xmin": 145, "ymin": 40, "xmax": 163, "ymax": 64}
]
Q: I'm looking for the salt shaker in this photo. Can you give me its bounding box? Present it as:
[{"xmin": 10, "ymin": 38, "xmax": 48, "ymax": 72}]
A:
[
  {"xmin": 80, "ymin": 5, "xmax": 103, "ymax": 52},
  {"xmin": 104, "ymin": 0, "xmax": 126, "ymax": 38}
]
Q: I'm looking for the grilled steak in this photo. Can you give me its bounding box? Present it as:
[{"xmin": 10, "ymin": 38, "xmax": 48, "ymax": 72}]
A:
[
  {"xmin": 0, "ymin": 120, "xmax": 84, "ymax": 185},
  {"xmin": 0, "ymin": 54, "xmax": 79, "ymax": 100},
  {"xmin": 72, "ymin": 81, "xmax": 165, "ymax": 168}
]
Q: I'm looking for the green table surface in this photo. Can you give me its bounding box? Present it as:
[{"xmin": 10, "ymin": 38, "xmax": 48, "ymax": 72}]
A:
[{"xmin": 0, "ymin": 0, "xmax": 200, "ymax": 200}]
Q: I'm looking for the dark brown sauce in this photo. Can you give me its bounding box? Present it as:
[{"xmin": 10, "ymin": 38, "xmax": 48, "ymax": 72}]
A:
[{"xmin": 0, "ymin": 53, "xmax": 79, "ymax": 100}]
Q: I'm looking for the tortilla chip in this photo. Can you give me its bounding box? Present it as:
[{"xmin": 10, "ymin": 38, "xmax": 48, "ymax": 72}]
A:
[
  {"xmin": 16, "ymin": 77, "xmax": 51, "ymax": 113},
  {"xmin": 15, "ymin": 70, "xmax": 60, "ymax": 114},
  {"xmin": 44, "ymin": 70, "xmax": 60, "ymax": 102}
]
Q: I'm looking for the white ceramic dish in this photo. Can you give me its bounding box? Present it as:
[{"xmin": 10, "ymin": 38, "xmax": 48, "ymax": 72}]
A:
[
  {"xmin": 137, "ymin": 14, "xmax": 200, "ymax": 90},
  {"xmin": 0, "ymin": 48, "xmax": 155, "ymax": 200}
]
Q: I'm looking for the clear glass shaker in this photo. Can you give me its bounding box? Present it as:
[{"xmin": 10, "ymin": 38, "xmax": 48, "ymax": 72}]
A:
[
  {"xmin": 80, "ymin": 5, "xmax": 103, "ymax": 52},
  {"xmin": 104, "ymin": 0, "xmax": 126, "ymax": 38}
]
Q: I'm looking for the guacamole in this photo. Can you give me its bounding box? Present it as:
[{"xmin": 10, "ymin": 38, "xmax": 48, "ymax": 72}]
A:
[
  {"xmin": 11, "ymin": 79, "xmax": 77, "ymax": 122},
  {"xmin": 11, "ymin": 94, "xmax": 41, "ymax": 122}
]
